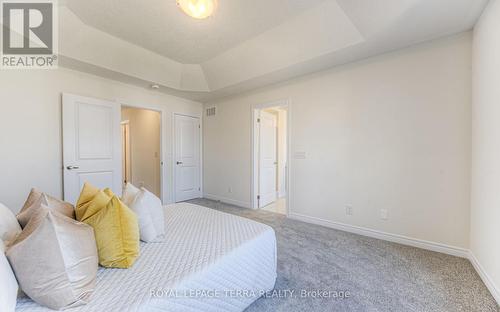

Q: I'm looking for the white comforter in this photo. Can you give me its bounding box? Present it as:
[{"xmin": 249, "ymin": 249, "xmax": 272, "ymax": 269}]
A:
[{"xmin": 16, "ymin": 203, "xmax": 277, "ymax": 312}]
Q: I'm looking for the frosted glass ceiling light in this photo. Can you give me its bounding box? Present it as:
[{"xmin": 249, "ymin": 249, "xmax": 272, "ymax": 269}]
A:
[{"xmin": 177, "ymin": 0, "xmax": 217, "ymax": 19}]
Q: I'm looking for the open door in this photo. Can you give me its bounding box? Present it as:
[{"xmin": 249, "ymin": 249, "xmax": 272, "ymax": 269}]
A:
[
  {"xmin": 258, "ymin": 110, "xmax": 278, "ymax": 208},
  {"xmin": 62, "ymin": 94, "xmax": 122, "ymax": 204}
]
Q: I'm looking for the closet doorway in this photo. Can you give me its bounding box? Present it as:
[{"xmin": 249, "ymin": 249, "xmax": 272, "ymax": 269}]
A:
[
  {"xmin": 252, "ymin": 101, "xmax": 289, "ymax": 215},
  {"xmin": 121, "ymin": 107, "xmax": 162, "ymax": 197}
]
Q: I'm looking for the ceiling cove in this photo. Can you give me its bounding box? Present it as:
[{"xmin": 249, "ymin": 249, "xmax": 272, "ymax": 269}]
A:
[{"xmin": 57, "ymin": 0, "xmax": 488, "ymax": 101}]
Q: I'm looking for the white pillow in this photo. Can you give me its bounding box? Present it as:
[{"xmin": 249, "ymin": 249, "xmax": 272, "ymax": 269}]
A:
[
  {"xmin": 0, "ymin": 203, "xmax": 22, "ymax": 248},
  {"xmin": 17, "ymin": 189, "xmax": 75, "ymax": 228},
  {"xmin": 7, "ymin": 205, "xmax": 98, "ymax": 310},
  {"xmin": 128, "ymin": 188, "xmax": 165, "ymax": 243},
  {"xmin": 0, "ymin": 248, "xmax": 18, "ymax": 312},
  {"xmin": 121, "ymin": 183, "xmax": 141, "ymax": 206}
]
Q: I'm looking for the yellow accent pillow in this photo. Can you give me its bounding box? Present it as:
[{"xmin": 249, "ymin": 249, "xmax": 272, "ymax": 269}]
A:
[
  {"xmin": 103, "ymin": 188, "xmax": 116, "ymax": 198},
  {"xmin": 75, "ymin": 183, "xmax": 100, "ymax": 221},
  {"xmin": 76, "ymin": 183, "xmax": 140, "ymax": 268}
]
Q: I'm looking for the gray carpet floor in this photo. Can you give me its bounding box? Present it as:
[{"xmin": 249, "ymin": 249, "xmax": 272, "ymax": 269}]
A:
[{"xmin": 187, "ymin": 198, "xmax": 499, "ymax": 312}]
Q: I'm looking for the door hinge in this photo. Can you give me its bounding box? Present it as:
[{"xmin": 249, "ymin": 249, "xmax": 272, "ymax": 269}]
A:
[
  {"xmin": 257, "ymin": 118, "xmax": 261, "ymax": 123},
  {"xmin": 199, "ymin": 124, "xmax": 201, "ymax": 129},
  {"xmin": 257, "ymin": 195, "xmax": 260, "ymax": 199}
]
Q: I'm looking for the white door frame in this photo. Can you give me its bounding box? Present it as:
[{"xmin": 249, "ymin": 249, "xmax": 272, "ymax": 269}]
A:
[
  {"xmin": 172, "ymin": 112, "xmax": 203, "ymax": 203},
  {"xmin": 251, "ymin": 99, "xmax": 291, "ymax": 216},
  {"xmin": 118, "ymin": 101, "xmax": 166, "ymax": 204},
  {"xmin": 121, "ymin": 120, "xmax": 131, "ymax": 184}
]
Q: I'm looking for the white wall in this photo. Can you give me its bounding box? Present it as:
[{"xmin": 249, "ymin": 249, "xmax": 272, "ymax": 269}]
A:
[
  {"xmin": 204, "ymin": 33, "xmax": 472, "ymax": 249},
  {"xmin": 121, "ymin": 108, "xmax": 161, "ymax": 197},
  {"xmin": 0, "ymin": 68, "xmax": 202, "ymax": 212},
  {"xmin": 470, "ymin": 0, "xmax": 500, "ymax": 302}
]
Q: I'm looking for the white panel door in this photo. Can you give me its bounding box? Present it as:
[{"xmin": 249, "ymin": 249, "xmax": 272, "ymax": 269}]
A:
[
  {"xmin": 259, "ymin": 111, "xmax": 277, "ymax": 208},
  {"xmin": 174, "ymin": 114, "xmax": 200, "ymax": 202},
  {"xmin": 62, "ymin": 94, "xmax": 122, "ymax": 204}
]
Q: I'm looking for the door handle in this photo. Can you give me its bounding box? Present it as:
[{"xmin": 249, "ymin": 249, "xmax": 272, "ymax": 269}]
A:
[
  {"xmin": 66, "ymin": 165, "xmax": 80, "ymax": 170},
  {"xmin": 176, "ymin": 161, "xmax": 183, "ymax": 165}
]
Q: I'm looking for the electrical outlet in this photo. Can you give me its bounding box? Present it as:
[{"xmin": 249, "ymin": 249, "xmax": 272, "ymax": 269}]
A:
[
  {"xmin": 228, "ymin": 187, "xmax": 233, "ymax": 193},
  {"xmin": 345, "ymin": 205, "xmax": 353, "ymax": 216},
  {"xmin": 380, "ymin": 209, "xmax": 388, "ymax": 220}
]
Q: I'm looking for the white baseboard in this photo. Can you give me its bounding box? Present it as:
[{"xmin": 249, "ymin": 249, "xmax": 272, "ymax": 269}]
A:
[
  {"xmin": 203, "ymin": 193, "xmax": 252, "ymax": 209},
  {"xmin": 198, "ymin": 198, "xmax": 499, "ymax": 305},
  {"xmin": 468, "ymin": 252, "xmax": 500, "ymax": 304},
  {"xmin": 289, "ymin": 213, "xmax": 500, "ymax": 305},
  {"xmin": 288, "ymin": 212, "xmax": 469, "ymax": 258}
]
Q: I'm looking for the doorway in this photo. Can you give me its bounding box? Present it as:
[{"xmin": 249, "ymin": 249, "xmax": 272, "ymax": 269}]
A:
[
  {"xmin": 121, "ymin": 107, "xmax": 162, "ymax": 197},
  {"xmin": 252, "ymin": 102, "xmax": 289, "ymax": 215}
]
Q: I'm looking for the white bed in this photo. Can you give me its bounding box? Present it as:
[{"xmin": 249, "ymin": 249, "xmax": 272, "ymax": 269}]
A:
[{"xmin": 15, "ymin": 203, "xmax": 277, "ymax": 312}]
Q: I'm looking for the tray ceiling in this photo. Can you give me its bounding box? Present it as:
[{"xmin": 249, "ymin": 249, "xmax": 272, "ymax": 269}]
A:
[
  {"xmin": 64, "ymin": 0, "xmax": 327, "ymax": 64},
  {"xmin": 57, "ymin": 0, "xmax": 489, "ymax": 101}
]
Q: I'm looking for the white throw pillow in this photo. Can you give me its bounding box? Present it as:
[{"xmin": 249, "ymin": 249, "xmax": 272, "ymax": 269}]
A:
[
  {"xmin": 0, "ymin": 248, "xmax": 18, "ymax": 312},
  {"xmin": 0, "ymin": 203, "xmax": 22, "ymax": 248},
  {"xmin": 128, "ymin": 188, "xmax": 165, "ymax": 242},
  {"xmin": 121, "ymin": 183, "xmax": 141, "ymax": 206},
  {"xmin": 7, "ymin": 205, "xmax": 98, "ymax": 310}
]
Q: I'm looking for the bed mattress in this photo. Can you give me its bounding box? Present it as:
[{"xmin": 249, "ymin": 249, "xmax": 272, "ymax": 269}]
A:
[{"xmin": 15, "ymin": 203, "xmax": 277, "ymax": 312}]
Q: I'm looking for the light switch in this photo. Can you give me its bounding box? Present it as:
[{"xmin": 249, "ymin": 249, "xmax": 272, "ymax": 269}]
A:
[{"xmin": 294, "ymin": 151, "xmax": 306, "ymax": 159}]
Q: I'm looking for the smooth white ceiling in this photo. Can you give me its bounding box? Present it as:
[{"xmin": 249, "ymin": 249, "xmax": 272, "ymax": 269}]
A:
[{"xmin": 64, "ymin": 0, "xmax": 326, "ymax": 64}]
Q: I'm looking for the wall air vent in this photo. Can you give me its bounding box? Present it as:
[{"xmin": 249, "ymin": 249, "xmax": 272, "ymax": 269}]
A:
[{"xmin": 206, "ymin": 107, "xmax": 216, "ymax": 117}]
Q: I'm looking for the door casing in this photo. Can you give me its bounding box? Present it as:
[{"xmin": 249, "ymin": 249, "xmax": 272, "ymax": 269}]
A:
[
  {"xmin": 121, "ymin": 120, "xmax": 131, "ymax": 185},
  {"xmin": 63, "ymin": 94, "xmax": 202, "ymax": 205},
  {"xmin": 251, "ymin": 99, "xmax": 291, "ymax": 216},
  {"xmin": 173, "ymin": 113, "xmax": 202, "ymax": 202},
  {"xmin": 118, "ymin": 101, "xmax": 168, "ymax": 203}
]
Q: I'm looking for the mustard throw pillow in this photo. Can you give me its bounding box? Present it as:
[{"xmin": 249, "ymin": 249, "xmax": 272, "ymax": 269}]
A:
[{"xmin": 76, "ymin": 183, "xmax": 140, "ymax": 269}]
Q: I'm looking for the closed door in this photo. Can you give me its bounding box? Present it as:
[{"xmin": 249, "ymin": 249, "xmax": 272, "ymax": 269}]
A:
[
  {"xmin": 174, "ymin": 114, "xmax": 200, "ymax": 202},
  {"xmin": 259, "ymin": 111, "xmax": 277, "ymax": 207},
  {"xmin": 62, "ymin": 94, "xmax": 122, "ymax": 204}
]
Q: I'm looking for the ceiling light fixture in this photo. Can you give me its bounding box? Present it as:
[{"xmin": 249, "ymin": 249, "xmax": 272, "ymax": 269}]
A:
[{"xmin": 176, "ymin": 0, "xmax": 217, "ymax": 19}]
